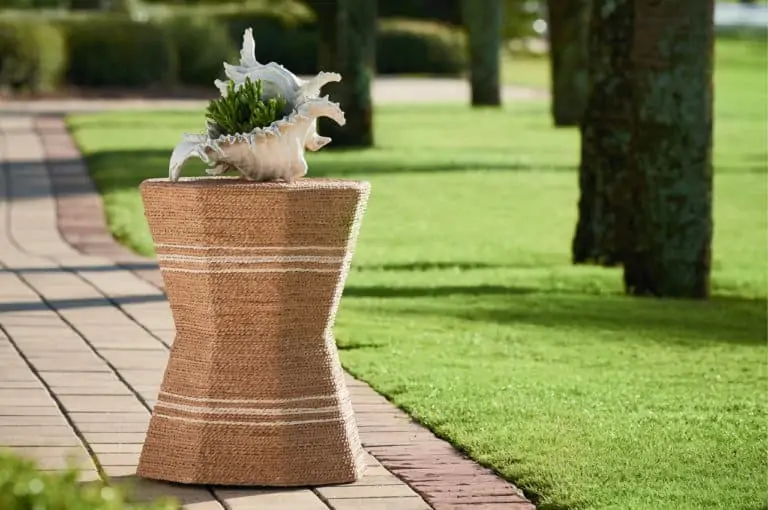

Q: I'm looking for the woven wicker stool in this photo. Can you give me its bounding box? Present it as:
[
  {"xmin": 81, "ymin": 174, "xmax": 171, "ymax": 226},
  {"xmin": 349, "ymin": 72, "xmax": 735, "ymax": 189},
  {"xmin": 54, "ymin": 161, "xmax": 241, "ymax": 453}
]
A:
[{"xmin": 136, "ymin": 177, "xmax": 369, "ymax": 486}]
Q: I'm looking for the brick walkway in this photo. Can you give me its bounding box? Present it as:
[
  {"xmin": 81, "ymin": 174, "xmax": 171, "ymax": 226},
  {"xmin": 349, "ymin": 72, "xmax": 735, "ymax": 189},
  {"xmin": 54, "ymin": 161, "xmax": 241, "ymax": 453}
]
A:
[{"xmin": 0, "ymin": 98, "xmax": 535, "ymax": 509}]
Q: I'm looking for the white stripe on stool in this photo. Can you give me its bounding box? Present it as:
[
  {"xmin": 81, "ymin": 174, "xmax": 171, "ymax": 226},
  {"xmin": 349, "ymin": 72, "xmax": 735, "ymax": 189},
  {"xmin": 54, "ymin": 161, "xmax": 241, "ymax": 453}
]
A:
[
  {"xmin": 157, "ymin": 254, "xmax": 344, "ymax": 264},
  {"xmin": 160, "ymin": 267, "xmax": 341, "ymax": 274},
  {"xmin": 154, "ymin": 243, "xmax": 345, "ymax": 251},
  {"xmin": 155, "ymin": 400, "xmax": 343, "ymax": 416},
  {"xmin": 154, "ymin": 412, "xmax": 352, "ymax": 427},
  {"xmin": 158, "ymin": 390, "xmax": 342, "ymax": 405}
]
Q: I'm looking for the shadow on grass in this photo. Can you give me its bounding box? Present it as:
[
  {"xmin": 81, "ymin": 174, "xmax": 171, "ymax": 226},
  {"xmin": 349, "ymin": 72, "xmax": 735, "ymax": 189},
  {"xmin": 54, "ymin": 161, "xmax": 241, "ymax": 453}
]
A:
[
  {"xmin": 0, "ymin": 149, "xmax": 573, "ymax": 201},
  {"xmin": 337, "ymin": 342, "xmax": 385, "ymax": 351},
  {"xmin": 78, "ymin": 148, "xmax": 763, "ymax": 187},
  {"xmin": 352, "ymin": 261, "xmax": 538, "ymax": 272},
  {"xmin": 79, "ymin": 149, "xmax": 575, "ymax": 181},
  {"xmin": 7, "ymin": 145, "xmax": 763, "ymax": 200},
  {"xmin": 344, "ymin": 283, "xmax": 767, "ymax": 347},
  {"xmin": 344, "ymin": 284, "xmax": 537, "ymax": 298},
  {"xmin": 467, "ymin": 295, "xmax": 766, "ymax": 346}
]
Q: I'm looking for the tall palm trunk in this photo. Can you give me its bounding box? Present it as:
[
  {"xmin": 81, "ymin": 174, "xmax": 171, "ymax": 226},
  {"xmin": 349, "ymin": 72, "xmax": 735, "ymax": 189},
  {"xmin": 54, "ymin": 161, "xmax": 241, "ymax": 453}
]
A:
[
  {"xmin": 462, "ymin": 0, "xmax": 503, "ymax": 106},
  {"xmin": 546, "ymin": 0, "xmax": 590, "ymax": 126},
  {"xmin": 622, "ymin": 0, "xmax": 715, "ymax": 298}
]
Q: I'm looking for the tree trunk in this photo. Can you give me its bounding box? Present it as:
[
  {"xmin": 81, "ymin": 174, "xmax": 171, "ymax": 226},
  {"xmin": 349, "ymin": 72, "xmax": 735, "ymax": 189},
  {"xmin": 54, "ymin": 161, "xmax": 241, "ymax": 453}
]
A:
[
  {"xmin": 546, "ymin": 0, "xmax": 590, "ymax": 127},
  {"xmin": 313, "ymin": 0, "xmax": 337, "ymax": 74},
  {"xmin": 462, "ymin": 0, "xmax": 503, "ymax": 107},
  {"xmin": 571, "ymin": 0, "xmax": 634, "ymax": 265},
  {"xmin": 316, "ymin": 0, "xmax": 376, "ymax": 148},
  {"xmin": 622, "ymin": 0, "xmax": 714, "ymax": 298}
]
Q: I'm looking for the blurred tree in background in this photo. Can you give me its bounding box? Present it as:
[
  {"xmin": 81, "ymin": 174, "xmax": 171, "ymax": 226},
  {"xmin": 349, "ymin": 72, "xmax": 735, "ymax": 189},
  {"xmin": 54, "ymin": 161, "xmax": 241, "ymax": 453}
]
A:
[
  {"xmin": 462, "ymin": 0, "xmax": 504, "ymax": 106},
  {"xmin": 309, "ymin": 0, "xmax": 376, "ymax": 148},
  {"xmin": 545, "ymin": 0, "xmax": 589, "ymax": 126}
]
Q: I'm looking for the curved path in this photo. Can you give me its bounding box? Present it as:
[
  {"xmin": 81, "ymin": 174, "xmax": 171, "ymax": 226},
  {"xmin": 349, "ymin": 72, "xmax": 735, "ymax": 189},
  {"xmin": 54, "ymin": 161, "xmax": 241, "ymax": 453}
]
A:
[{"xmin": 0, "ymin": 87, "xmax": 537, "ymax": 509}]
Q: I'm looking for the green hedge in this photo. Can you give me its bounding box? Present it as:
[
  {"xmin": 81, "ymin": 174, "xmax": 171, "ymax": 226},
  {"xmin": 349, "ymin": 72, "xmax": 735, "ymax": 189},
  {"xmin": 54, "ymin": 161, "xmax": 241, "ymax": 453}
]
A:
[
  {"xmin": 0, "ymin": 20, "xmax": 66, "ymax": 92},
  {"xmin": 212, "ymin": 13, "xmax": 467, "ymax": 77},
  {"xmin": 212, "ymin": 10, "xmax": 319, "ymax": 76},
  {"xmin": 378, "ymin": 19, "xmax": 466, "ymax": 76},
  {"xmin": 0, "ymin": 9, "xmax": 467, "ymax": 92},
  {"xmin": 0, "ymin": 450, "xmax": 178, "ymax": 509},
  {"xmin": 211, "ymin": 11, "xmax": 466, "ymax": 77},
  {"xmin": 60, "ymin": 17, "xmax": 177, "ymax": 87},
  {"xmin": 162, "ymin": 16, "xmax": 237, "ymax": 86}
]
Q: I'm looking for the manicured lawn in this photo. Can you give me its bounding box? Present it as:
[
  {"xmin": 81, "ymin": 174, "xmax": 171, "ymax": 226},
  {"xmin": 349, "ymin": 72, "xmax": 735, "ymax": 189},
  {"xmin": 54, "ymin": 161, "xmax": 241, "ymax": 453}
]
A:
[
  {"xmin": 502, "ymin": 51, "xmax": 550, "ymax": 90},
  {"xmin": 67, "ymin": 37, "xmax": 767, "ymax": 510},
  {"xmin": 501, "ymin": 32, "xmax": 768, "ymax": 94}
]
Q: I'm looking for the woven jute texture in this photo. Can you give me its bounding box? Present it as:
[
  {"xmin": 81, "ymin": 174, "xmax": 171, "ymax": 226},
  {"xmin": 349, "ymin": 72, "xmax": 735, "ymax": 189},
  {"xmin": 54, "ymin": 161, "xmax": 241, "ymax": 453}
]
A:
[{"xmin": 136, "ymin": 177, "xmax": 370, "ymax": 486}]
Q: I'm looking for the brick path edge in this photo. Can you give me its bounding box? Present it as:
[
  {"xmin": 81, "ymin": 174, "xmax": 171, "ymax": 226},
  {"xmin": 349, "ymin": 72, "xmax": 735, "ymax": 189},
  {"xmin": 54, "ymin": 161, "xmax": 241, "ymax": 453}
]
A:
[{"xmin": 39, "ymin": 114, "xmax": 536, "ymax": 510}]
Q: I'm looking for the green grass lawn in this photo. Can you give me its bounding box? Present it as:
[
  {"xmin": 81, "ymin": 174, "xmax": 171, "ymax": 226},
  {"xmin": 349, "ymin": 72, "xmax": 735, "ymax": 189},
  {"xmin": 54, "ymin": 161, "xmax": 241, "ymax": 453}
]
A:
[
  {"xmin": 67, "ymin": 37, "xmax": 767, "ymax": 510},
  {"xmin": 502, "ymin": 32, "xmax": 768, "ymax": 92},
  {"xmin": 503, "ymin": 51, "xmax": 551, "ymax": 90}
]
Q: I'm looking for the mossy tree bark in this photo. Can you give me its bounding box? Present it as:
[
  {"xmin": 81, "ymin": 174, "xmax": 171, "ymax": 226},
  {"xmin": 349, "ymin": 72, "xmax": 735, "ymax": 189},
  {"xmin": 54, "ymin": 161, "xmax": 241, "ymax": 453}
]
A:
[
  {"xmin": 314, "ymin": 0, "xmax": 376, "ymax": 148},
  {"xmin": 462, "ymin": 0, "xmax": 503, "ymax": 107},
  {"xmin": 571, "ymin": 0, "xmax": 634, "ymax": 265},
  {"xmin": 622, "ymin": 0, "xmax": 715, "ymax": 298},
  {"xmin": 545, "ymin": 0, "xmax": 590, "ymax": 126}
]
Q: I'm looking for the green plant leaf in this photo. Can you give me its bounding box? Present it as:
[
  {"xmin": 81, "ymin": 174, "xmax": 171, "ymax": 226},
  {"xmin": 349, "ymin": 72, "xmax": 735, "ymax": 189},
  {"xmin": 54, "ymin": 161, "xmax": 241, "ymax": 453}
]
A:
[{"xmin": 205, "ymin": 77, "xmax": 287, "ymax": 136}]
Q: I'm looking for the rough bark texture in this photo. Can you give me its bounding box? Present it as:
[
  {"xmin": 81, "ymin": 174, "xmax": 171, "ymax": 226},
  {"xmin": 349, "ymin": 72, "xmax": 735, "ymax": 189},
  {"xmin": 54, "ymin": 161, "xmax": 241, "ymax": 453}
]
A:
[
  {"xmin": 622, "ymin": 0, "xmax": 715, "ymax": 298},
  {"xmin": 315, "ymin": 0, "xmax": 376, "ymax": 148},
  {"xmin": 572, "ymin": 0, "xmax": 634, "ymax": 265},
  {"xmin": 462, "ymin": 0, "xmax": 503, "ymax": 107},
  {"xmin": 546, "ymin": 0, "xmax": 590, "ymax": 126}
]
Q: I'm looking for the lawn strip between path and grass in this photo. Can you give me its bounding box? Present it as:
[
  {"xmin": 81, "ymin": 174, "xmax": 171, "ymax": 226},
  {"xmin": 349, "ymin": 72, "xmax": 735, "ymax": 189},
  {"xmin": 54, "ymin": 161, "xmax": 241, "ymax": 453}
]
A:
[{"xmin": 67, "ymin": 37, "xmax": 767, "ymax": 510}]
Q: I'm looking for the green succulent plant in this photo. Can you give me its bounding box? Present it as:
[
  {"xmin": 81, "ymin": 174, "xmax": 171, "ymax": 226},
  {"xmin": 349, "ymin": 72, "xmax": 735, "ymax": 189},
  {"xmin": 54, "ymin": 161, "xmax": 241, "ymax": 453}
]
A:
[{"xmin": 205, "ymin": 77, "xmax": 288, "ymax": 136}]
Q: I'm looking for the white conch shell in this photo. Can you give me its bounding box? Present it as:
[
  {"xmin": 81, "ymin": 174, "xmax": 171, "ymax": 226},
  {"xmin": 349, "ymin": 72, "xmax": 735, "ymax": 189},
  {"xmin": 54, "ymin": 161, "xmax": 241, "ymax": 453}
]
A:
[
  {"xmin": 169, "ymin": 28, "xmax": 345, "ymax": 182},
  {"xmin": 170, "ymin": 98, "xmax": 344, "ymax": 182},
  {"xmin": 214, "ymin": 28, "xmax": 341, "ymax": 154}
]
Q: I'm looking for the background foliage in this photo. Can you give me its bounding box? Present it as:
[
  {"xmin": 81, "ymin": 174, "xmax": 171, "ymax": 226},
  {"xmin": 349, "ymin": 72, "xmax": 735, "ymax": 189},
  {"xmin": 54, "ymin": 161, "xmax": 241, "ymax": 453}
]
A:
[
  {"xmin": 0, "ymin": 0, "xmax": 519, "ymax": 92},
  {"xmin": 0, "ymin": 19, "xmax": 66, "ymax": 92},
  {"xmin": 0, "ymin": 450, "xmax": 178, "ymax": 510}
]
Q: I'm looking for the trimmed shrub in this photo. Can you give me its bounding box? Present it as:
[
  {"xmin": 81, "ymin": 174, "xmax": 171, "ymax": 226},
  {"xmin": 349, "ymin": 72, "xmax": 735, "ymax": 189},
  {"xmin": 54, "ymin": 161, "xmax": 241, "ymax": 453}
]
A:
[
  {"xmin": 0, "ymin": 20, "xmax": 67, "ymax": 92},
  {"xmin": 69, "ymin": 0, "xmax": 102, "ymax": 9},
  {"xmin": 2, "ymin": 7, "xmax": 467, "ymax": 93},
  {"xmin": 214, "ymin": 15, "xmax": 466, "ymax": 77},
  {"xmin": 378, "ymin": 0, "xmax": 462, "ymax": 25},
  {"xmin": 377, "ymin": 19, "xmax": 466, "ymax": 76},
  {"xmin": 162, "ymin": 16, "xmax": 236, "ymax": 86},
  {"xmin": 503, "ymin": 0, "xmax": 540, "ymax": 41},
  {"xmin": 376, "ymin": 0, "xmax": 539, "ymax": 40},
  {"xmin": 0, "ymin": 450, "xmax": 179, "ymax": 509},
  {"xmin": 60, "ymin": 17, "xmax": 177, "ymax": 88},
  {"xmin": 213, "ymin": 10, "xmax": 318, "ymax": 75},
  {"xmin": 214, "ymin": 10, "xmax": 466, "ymax": 77}
]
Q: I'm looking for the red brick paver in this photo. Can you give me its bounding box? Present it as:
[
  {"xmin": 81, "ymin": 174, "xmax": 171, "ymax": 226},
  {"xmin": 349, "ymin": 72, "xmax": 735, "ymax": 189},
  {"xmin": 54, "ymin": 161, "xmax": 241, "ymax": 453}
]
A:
[{"xmin": 0, "ymin": 106, "xmax": 535, "ymax": 510}]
